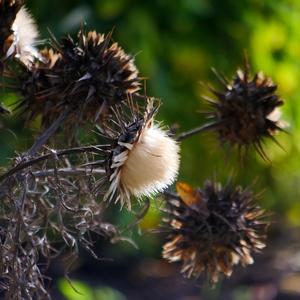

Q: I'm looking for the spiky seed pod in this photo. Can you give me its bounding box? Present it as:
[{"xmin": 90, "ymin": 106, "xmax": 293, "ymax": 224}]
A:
[
  {"xmin": 162, "ymin": 180, "xmax": 269, "ymax": 285},
  {"xmin": 202, "ymin": 55, "xmax": 286, "ymax": 160},
  {"xmin": 15, "ymin": 28, "xmax": 141, "ymax": 129},
  {"xmin": 0, "ymin": 0, "xmax": 39, "ymax": 66},
  {"xmin": 94, "ymin": 98, "xmax": 180, "ymax": 210}
]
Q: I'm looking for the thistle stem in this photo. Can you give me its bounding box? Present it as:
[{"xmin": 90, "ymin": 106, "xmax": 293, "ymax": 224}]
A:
[
  {"xmin": 176, "ymin": 122, "xmax": 217, "ymax": 142},
  {"xmin": 28, "ymin": 109, "xmax": 70, "ymax": 157}
]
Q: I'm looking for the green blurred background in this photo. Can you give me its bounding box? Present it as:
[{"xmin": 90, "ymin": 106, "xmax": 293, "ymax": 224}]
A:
[{"xmin": 2, "ymin": 0, "xmax": 300, "ymax": 299}]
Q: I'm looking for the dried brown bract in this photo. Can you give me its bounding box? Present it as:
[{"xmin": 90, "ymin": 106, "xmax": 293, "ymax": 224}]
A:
[{"xmin": 162, "ymin": 180, "xmax": 269, "ymax": 285}]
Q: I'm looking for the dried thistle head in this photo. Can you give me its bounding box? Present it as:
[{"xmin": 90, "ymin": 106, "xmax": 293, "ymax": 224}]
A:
[
  {"xmin": 202, "ymin": 55, "xmax": 286, "ymax": 161},
  {"xmin": 95, "ymin": 98, "xmax": 180, "ymax": 210},
  {"xmin": 162, "ymin": 180, "xmax": 269, "ymax": 285},
  {"xmin": 14, "ymin": 28, "xmax": 141, "ymax": 129},
  {"xmin": 0, "ymin": 0, "xmax": 39, "ymax": 66}
]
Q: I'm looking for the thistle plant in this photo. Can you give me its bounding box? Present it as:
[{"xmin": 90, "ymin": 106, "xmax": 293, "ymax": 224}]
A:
[{"xmin": 0, "ymin": 1, "xmax": 285, "ymax": 299}]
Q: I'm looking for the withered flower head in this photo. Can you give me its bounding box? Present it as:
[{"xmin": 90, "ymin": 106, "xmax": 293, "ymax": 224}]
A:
[
  {"xmin": 202, "ymin": 55, "xmax": 286, "ymax": 161},
  {"xmin": 14, "ymin": 28, "xmax": 141, "ymax": 129},
  {"xmin": 162, "ymin": 180, "xmax": 269, "ymax": 285},
  {"xmin": 0, "ymin": 0, "xmax": 39, "ymax": 65},
  {"xmin": 95, "ymin": 98, "xmax": 180, "ymax": 210}
]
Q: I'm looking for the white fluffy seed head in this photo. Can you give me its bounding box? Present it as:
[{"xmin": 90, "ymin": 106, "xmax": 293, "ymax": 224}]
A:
[
  {"xmin": 103, "ymin": 99, "xmax": 181, "ymax": 209},
  {"xmin": 120, "ymin": 123, "xmax": 180, "ymax": 198},
  {"xmin": 9, "ymin": 6, "xmax": 39, "ymax": 65}
]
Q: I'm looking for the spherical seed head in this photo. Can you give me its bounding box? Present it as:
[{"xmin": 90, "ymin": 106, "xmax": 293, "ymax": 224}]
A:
[
  {"xmin": 103, "ymin": 99, "xmax": 180, "ymax": 209},
  {"xmin": 203, "ymin": 55, "xmax": 286, "ymax": 161},
  {"xmin": 121, "ymin": 123, "xmax": 180, "ymax": 197},
  {"xmin": 15, "ymin": 28, "xmax": 141, "ymax": 129},
  {"xmin": 55, "ymin": 30, "xmax": 140, "ymax": 103},
  {"xmin": 162, "ymin": 180, "xmax": 269, "ymax": 285}
]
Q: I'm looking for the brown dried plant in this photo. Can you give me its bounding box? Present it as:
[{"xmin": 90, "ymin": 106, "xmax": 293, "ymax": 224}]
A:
[
  {"xmin": 0, "ymin": 1, "xmax": 157, "ymax": 298},
  {"xmin": 0, "ymin": 146, "xmax": 148, "ymax": 299},
  {"xmin": 0, "ymin": 1, "xmax": 275, "ymax": 299}
]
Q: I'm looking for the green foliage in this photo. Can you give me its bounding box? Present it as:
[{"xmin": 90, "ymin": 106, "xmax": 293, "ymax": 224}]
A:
[{"xmin": 58, "ymin": 278, "xmax": 127, "ymax": 300}]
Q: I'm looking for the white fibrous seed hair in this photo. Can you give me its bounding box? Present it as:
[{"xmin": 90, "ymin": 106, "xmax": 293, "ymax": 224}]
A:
[
  {"xmin": 104, "ymin": 99, "xmax": 180, "ymax": 209},
  {"xmin": 8, "ymin": 6, "xmax": 39, "ymax": 65},
  {"xmin": 121, "ymin": 123, "xmax": 179, "ymax": 196}
]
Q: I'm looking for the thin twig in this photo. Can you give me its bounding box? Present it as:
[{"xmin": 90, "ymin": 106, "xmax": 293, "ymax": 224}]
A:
[{"xmin": 0, "ymin": 146, "xmax": 104, "ymax": 183}]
